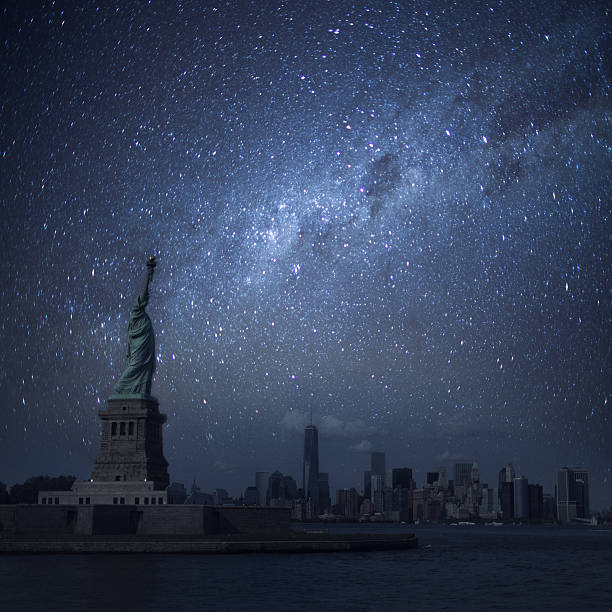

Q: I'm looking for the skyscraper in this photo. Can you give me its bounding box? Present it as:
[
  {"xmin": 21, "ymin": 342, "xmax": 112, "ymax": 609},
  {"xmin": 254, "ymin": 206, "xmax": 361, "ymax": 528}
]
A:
[
  {"xmin": 267, "ymin": 471, "xmax": 284, "ymax": 504},
  {"xmin": 303, "ymin": 425, "xmax": 320, "ymax": 508},
  {"xmin": 243, "ymin": 486, "xmax": 258, "ymax": 506},
  {"xmin": 528, "ymin": 484, "xmax": 543, "ymax": 520},
  {"xmin": 393, "ymin": 468, "xmax": 413, "ymax": 489},
  {"xmin": 498, "ymin": 463, "xmax": 516, "ymax": 519},
  {"xmin": 363, "ymin": 470, "xmax": 372, "ymax": 499},
  {"xmin": 426, "ymin": 472, "xmax": 440, "ymax": 486},
  {"xmin": 371, "ymin": 474, "xmax": 386, "ymax": 512},
  {"xmin": 513, "ymin": 476, "xmax": 529, "ymax": 519},
  {"xmin": 438, "ymin": 467, "xmax": 447, "ymax": 488},
  {"xmin": 371, "ymin": 452, "xmax": 386, "ymax": 478},
  {"xmin": 453, "ymin": 462, "xmax": 473, "ymax": 488},
  {"xmin": 498, "ymin": 464, "xmax": 516, "ymax": 489},
  {"xmin": 282, "ymin": 475, "xmax": 297, "ymax": 501},
  {"xmin": 572, "ymin": 468, "xmax": 590, "ymax": 519},
  {"xmin": 500, "ymin": 482, "xmax": 514, "ymax": 520},
  {"xmin": 336, "ymin": 488, "xmax": 360, "ymax": 518},
  {"xmin": 556, "ymin": 467, "xmax": 590, "ymax": 522},
  {"xmin": 255, "ymin": 471, "xmax": 269, "ymax": 506},
  {"xmin": 318, "ymin": 472, "xmax": 330, "ymax": 512}
]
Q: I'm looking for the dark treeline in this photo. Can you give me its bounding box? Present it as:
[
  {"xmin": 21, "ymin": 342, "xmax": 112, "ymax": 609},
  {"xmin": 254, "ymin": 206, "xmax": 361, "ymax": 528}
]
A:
[{"xmin": 0, "ymin": 475, "xmax": 76, "ymax": 504}]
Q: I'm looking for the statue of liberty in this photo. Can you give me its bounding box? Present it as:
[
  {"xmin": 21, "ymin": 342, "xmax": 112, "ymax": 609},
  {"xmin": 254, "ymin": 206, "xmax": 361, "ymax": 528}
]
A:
[{"xmin": 114, "ymin": 256, "xmax": 157, "ymax": 397}]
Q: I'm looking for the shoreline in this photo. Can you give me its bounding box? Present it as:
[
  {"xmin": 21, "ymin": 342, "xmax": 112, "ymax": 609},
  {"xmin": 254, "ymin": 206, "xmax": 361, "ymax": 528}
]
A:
[{"xmin": 0, "ymin": 532, "xmax": 418, "ymax": 554}]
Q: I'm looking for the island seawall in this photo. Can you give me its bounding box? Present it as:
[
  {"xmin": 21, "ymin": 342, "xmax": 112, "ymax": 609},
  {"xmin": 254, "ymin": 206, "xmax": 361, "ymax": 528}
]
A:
[{"xmin": 0, "ymin": 504, "xmax": 417, "ymax": 553}]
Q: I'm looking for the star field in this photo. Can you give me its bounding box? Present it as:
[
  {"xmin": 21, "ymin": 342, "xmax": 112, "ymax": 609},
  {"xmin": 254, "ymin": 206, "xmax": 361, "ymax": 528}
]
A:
[{"xmin": 0, "ymin": 1, "xmax": 610, "ymax": 506}]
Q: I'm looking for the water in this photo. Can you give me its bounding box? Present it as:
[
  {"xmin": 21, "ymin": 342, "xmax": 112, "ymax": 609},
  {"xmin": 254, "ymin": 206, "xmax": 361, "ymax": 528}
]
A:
[{"xmin": 1, "ymin": 524, "xmax": 611, "ymax": 611}]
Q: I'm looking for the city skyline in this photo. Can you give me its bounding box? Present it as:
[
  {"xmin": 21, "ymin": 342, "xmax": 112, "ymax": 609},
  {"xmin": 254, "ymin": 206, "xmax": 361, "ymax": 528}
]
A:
[
  {"xmin": 195, "ymin": 436, "xmax": 590, "ymax": 512},
  {"xmin": 0, "ymin": 412, "xmax": 605, "ymax": 510},
  {"xmin": 4, "ymin": 417, "xmax": 595, "ymax": 512},
  {"xmin": 193, "ymin": 433, "xmax": 591, "ymax": 523}
]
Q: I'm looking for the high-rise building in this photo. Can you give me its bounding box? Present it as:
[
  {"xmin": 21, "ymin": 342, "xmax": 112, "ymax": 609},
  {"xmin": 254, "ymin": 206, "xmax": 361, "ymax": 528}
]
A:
[
  {"xmin": 479, "ymin": 486, "xmax": 499, "ymax": 516},
  {"xmin": 371, "ymin": 452, "xmax": 386, "ymax": 478},
  {"xmin": 282, "ymin": 475, "xmax": 297, "ymax": 501},
  {"xmin": 363, "ymin": 470, "xmax": 372, "ymax": 499},
  {"xmin": 438, "ymin": 467, "xmax": 447, "ymax": 488},
  {"xmin": 500, "ymin": 481, "xmax": 514, "ymax": 520},
  {"xmin": 243, "ymin": 486, "xmax": 259, "ymax": 506},
  {"xmin": 255, "ymin": 471, "xmax": 269, "ymax": 506},
  {"xmin": 426, "ymin": 471, "xmax": 440, "ymax": 486},
  {"xmin": 498, "ymin": 463, "xmax": 516, "ymax": 518},
  {"xmin": 318, "ymin": 472, "xmax": 331, "ymax": 512},
  {"xmin": 392, "ymin": 486, "xmax": 414, "ymax": 522},
  {"xmin": 572, "ymin": 468, "xmax": 590, "ymax": 519},
  {"xmin": 556, "ymin": 467, "xmax": 590, "ymax": 522},
  {"xmin": 543, "ymin": 494, "xmax": 556, "ymax": 521},
  {"xmin": 267, "ymin": 471, "xmax": 284, "ymax": 504},
  {"xmin": 498, "ymin": 463, "xmax": 516, "ymax": 489},
  {"xmin": 513, "ymin": 476, "xmax": 529, "ymax": 519},
  {"xmin": 303, "ymin": 425, "xmax": 320, "ymax": 508},
  {"xmin": 371, "ymin": 474, "xmax": 386, "ymax": 512},
  {"xmin": 393, "ymin": 468, "xmax": 413, "ymax": 489},
  {"xmin": 528, "ymin": 484, "xmax": 543, "ymax": 520},
  {"xmin": 384, "ymin": 486, "xmax": 394, "ymax": 514},
  {"xmin": 360, "ymin": 498, "xmax": 374, "ymax": 516},
  {"xmin": 336, "ymin": 488, "xmax": 360, "ymax": 518},
  {"xmin": 425, "ymin": 468, "xmax": 446, "ymax": 488},
  {"xmin": 453, "ymin": 462, "xmax": 473, "ymax": 488}
]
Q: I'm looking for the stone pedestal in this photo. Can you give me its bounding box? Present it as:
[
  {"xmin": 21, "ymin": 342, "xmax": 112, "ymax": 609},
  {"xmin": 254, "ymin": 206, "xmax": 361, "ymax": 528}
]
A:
[{"xmin": 91, "ymin": 396, "xmax": 169, "ymax": 489}]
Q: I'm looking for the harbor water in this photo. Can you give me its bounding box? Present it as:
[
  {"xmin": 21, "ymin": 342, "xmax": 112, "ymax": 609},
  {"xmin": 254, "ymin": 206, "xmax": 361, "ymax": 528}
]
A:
[{"xmin": 1, "ymin": 524, "xmax": 611, "ymax": 611}]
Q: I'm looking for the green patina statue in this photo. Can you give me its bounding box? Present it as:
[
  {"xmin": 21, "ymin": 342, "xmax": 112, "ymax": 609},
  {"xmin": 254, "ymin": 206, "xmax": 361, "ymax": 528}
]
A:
[{"xmin": 114, "ymin": 255, "xmax": 157, "ymax": 397}]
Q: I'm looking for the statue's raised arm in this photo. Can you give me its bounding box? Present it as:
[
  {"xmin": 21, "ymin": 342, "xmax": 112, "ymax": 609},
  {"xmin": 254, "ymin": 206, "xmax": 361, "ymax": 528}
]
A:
[
  {"xmin": 140, "ymin": 255, "xmax": 156, "ymax": 303},
  {"xmin": 113, "ymin": 256, "xmax": 157, "ymax": 397}
]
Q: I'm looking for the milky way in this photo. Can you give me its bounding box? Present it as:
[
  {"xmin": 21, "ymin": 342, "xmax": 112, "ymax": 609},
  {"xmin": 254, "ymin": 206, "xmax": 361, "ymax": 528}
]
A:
[{"xmin": 1, "ymin": 1, "xmax": 610, "ymax": 506}]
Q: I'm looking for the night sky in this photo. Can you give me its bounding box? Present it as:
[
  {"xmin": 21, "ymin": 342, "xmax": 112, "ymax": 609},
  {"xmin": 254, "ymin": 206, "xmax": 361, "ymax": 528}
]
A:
[{"xmin": 1, "ymin": 1, "xmax": 610, "ymax": 508}]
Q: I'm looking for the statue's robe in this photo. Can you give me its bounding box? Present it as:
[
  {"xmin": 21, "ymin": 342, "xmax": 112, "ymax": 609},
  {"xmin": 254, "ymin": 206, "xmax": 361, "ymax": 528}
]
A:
[{"xmin": 114, "ymin": 289, "xmax": 155, "ymax": 396}]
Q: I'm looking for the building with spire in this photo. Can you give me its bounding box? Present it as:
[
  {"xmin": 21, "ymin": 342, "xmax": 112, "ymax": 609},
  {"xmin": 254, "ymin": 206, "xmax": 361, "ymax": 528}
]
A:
[{"xmin": 303, "ymin": 424, "xmax": 320, "ymax": 512}]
